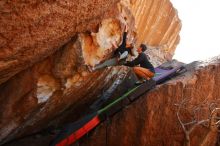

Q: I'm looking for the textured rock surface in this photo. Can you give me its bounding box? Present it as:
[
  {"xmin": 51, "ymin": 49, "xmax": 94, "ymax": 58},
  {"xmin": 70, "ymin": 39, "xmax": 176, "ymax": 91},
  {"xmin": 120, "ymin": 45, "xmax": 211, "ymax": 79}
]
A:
[
  {"xmin": 0, "ymin": 0, "xmax": 123, "ymax": 143},
  {"xmin": 5, "ymin": 58, "xmax": 220, "ymax": 146},
  {"xmin": 0, "ymin": 0, "xmax": 181, "ymax": 144},
  {"xmin": 78, "ymin": 57, "xmax": 220, "ymax": 146},
  {"xmin": 132, "ymin": 0, "xmax": 181, "ymax": 64},
  {"xmin": 0, "ymin": 0, "xmax": 120, "ymax": 84},
  {"xmin": 0, "ymin": 31, "xmax": 128, "ymax": 144}
]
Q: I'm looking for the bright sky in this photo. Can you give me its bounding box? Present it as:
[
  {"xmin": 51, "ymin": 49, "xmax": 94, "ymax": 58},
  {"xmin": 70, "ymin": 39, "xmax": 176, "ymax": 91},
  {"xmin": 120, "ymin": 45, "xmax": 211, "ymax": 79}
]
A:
[{"xmin": 171, "ymin": 0, "xmax": 220, "ymax": 63}]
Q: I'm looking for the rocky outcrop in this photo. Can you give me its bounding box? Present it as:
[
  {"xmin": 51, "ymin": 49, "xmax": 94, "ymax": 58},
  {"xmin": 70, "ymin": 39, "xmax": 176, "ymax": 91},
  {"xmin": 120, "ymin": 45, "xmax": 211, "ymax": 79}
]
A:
[
  {"xmin": 0, "ymin": 0, "xmax": 121, "ymax": 85},
  {"xmin": 0, "ymin": 0, "xmax": 181, "ymax": 144},
  {"xmin": 5, "ymin": 59, "xmax": 220, "ymax": 146},
  {"xmin": 0, "ymin": 26, "xmax": 129, "ymax": 144},
  {"xmin": 132, "ymin": 0, "xmax": 181, "ymax": 64},
  {"xmin": 78, "ymin": 57, "xmax": 220, "ymax": 146}
]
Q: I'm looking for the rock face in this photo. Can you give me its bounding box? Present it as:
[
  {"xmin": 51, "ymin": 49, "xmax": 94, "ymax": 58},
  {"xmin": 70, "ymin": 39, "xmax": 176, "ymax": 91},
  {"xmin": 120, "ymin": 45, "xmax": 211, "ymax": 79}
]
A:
[
  {"xmin": 0, "ymin": 0, "xmax": 181, "ymax": 144},
  {"xmin": 0, "ymin": 0, "xmax": 120, "ymax": 85},
  {"xmin": 78, "ymin": 57, "xmax": 220, "ymax": 146},
  {"xmin": 132, "ymin": 0, "xmax": 181, "ymax": 64}
]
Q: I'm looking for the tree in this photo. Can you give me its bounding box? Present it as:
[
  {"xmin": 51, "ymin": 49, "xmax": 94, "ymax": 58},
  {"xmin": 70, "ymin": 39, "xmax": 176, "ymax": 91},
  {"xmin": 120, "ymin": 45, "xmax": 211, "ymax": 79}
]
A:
[{"xmin": 175, "ymin": 97, "xmax": 220, "ymax": 146}]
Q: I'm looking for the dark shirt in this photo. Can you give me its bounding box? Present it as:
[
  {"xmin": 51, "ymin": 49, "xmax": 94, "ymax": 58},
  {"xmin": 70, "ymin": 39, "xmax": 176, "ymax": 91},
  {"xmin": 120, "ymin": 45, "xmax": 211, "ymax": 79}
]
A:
[
  {"xmin": 114, "ymin": 32, "xmax": 132, "ymax": 57},
  {"xmin": 124, "ymin": 52, "xmax": 155, "ymax": 73}
]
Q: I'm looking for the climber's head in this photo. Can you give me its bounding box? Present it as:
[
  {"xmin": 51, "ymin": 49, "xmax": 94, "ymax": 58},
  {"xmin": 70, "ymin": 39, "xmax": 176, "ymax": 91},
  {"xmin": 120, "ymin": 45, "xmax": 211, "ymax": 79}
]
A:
[{"xmin": 137, "ymin": 44, "xmax": 147, "ymax": 53}]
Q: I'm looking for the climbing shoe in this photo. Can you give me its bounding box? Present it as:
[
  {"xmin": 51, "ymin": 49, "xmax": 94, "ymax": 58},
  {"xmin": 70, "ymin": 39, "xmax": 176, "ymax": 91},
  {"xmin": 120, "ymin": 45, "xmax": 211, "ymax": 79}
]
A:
[{"xmin": 135, "ymin": 79, "xmax": 146, "ymax": 85}]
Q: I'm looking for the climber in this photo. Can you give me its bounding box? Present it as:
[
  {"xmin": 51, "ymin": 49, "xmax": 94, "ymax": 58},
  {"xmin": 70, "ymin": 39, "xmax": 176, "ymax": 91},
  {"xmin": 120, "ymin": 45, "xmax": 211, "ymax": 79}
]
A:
[
  {"xmin": 113, "ymin": 24, "xmax": 133, "ymax": 60},
  {"xmin": 93, "ymin": 19, "xmax": 134, "ymax": 71},
  {"xmin": 124, "ymin": 44, "xmax": 155, "ymax": 84}
]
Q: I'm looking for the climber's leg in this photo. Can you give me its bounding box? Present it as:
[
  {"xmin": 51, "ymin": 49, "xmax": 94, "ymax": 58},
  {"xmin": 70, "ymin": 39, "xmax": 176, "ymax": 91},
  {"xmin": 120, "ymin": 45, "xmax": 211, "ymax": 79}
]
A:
[{"xmin": 93, "ymin": 58, "xmax": 118, "ymax": 70}]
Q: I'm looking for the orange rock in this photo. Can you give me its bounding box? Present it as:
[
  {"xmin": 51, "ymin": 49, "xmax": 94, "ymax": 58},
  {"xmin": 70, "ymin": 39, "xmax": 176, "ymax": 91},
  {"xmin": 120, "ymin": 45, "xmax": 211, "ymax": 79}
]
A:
[
  {"xmin": 0, "ymin": 0, "xmax": 120, "ymax": 85},
  {"xmin": 79, "ymin": 58, "xmax": 220, "ymax": 146},
  {"xmin": 0, "ymin": 0, "xmax": 182, "ymax": 144}
]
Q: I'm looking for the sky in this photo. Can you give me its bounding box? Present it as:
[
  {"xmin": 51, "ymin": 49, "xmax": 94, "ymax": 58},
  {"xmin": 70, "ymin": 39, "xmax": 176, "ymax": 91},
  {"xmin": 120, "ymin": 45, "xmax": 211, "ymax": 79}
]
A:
[{"xmin": 171, "ymin": 0, "xmax": 220, "ymax": 63}]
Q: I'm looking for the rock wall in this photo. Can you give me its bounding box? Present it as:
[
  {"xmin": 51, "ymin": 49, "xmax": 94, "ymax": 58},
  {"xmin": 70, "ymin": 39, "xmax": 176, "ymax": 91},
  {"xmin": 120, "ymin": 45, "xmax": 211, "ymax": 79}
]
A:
[
  {"xmin": 79, "ymin": 57, "xmax": 220, "ymax": 146},
  {"xmin": 0, "ymin": 0, "xmax": 181, "ymax": 144},
  {"xmin": 132, "ymin": 0, "xmax": 181, "ymax": 64},
  {"xmin": 0, "ymin": 0, "xmax": 120, "ymax": 84}
]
